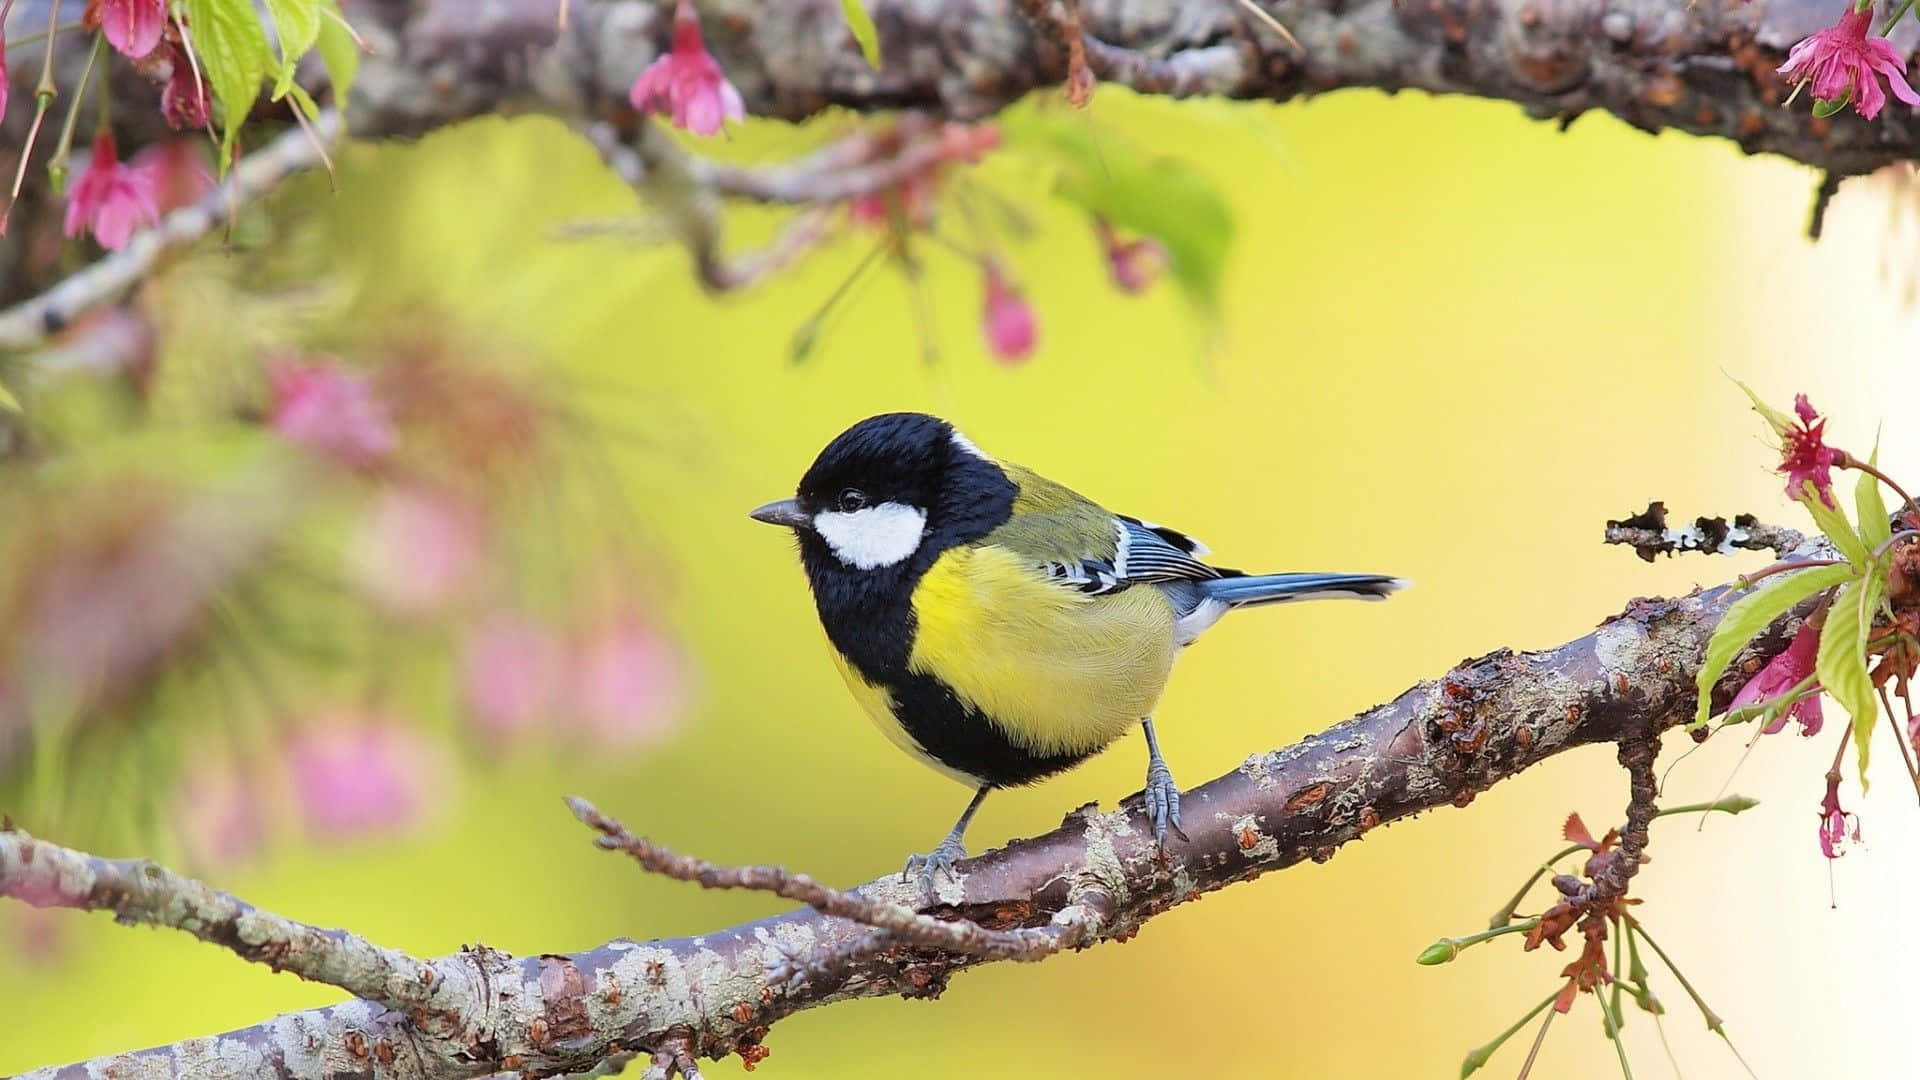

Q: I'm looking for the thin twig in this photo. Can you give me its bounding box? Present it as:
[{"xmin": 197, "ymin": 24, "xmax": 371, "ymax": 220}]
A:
[{"xmin": 565, "ymin": 796, "xmax": 1105, "ymax": 962}]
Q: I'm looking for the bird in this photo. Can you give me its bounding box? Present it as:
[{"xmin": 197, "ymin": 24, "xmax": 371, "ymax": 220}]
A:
[{"xmin": 749, "ymin": 412, "xmax": 1405, "ymax": 887}]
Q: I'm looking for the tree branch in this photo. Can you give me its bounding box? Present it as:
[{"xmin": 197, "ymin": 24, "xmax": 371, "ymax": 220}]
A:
[
  {"xmin": 0, "ymin": 0, "xmax": 1908, "ymax": 343},
  {"xmin": 4, "ymin": 531, "xmax": 1836, "ymax": 1080}
]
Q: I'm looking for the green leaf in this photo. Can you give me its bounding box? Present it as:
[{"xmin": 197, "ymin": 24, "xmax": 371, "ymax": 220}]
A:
[
  {"xmin": 1803, "ymin": 479, "xmax": 1870, "ymax": 565},
  {"xmin": 1694, "ymin": 562, "xmax": 1856, "ymax": 726},
  {"xmin": 315, "ymin": 1, "xmax": 362, "ymax": 117},
  {"xmin": 184, "ymin": 0, "xmax": 274, "ymax": 172},
  {"xmin": 1817, "ymin": 573, "xmax": 1885, "ymax": 785},
  {"xmin": 0, "ymin": 380, "xmax": 20, "ymax": 414},
  {"xmin": 1857, "ymin": 442, "xmax": 1892, "ymax": 551},
  {"xmin": 1812, "ymin": 92, "xmax": 1853, "ymax": 118},
  {"xmin": 1002, "ymin": 108, "xmax": 1235, "ymax": 319},
  {"xmin": 840, "ymin": 0, "xmax": 881, "ymax": 69},
  {"xmin": 1733, "ymin": 379, "xmax": 1795, "ymax": 437},
  {"xmin": 264, "ymin": 0, "xmax": 322, "ymax": 98}
]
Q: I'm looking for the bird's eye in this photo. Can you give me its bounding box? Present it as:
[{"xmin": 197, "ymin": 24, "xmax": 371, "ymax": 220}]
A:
[{"xmin": 836, "ymin": 488, "xmax": 869, "ymax": 513}]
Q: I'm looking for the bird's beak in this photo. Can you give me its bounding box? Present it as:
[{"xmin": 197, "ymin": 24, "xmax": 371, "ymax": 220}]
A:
[{"xmin": 749, "ymin": 498, "xmax": 811, "ymax": 529}]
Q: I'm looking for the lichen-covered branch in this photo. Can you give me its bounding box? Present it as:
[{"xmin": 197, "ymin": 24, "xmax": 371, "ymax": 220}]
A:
[{"xmin": 4, "ymin": 532, "xmax": 1835, "ymax": 1080}]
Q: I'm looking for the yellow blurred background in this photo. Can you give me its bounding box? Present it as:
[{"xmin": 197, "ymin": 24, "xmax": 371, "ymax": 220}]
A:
[{"xmin": 4, "ymin": 86, "xmax": 1917, "ymax": 1077}]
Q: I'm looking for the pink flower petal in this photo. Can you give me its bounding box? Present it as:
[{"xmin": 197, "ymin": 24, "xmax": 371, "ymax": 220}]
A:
[
  {"xmin": 462, "ymin": 615, "xmax": 565, "ymax": 740},
  {"xmin": 285, "ymin": 714, "xmax": 446, "ymax": 841},
  {"xmin": 100, "ymin": 0, "xmax": 167, "ymax": 59},
  {"xmin": 348, "ymin": 486, "xmax": 486, "ymax": 618},
  {"xmin": 570, "ymin": 617, "xmax": 686, "ymax": 750}
]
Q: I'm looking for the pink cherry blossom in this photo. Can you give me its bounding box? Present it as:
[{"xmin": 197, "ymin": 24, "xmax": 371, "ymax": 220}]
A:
[
  {"xmin": 1729, "ymin": 619, "xmax": 1824, "ymax": 736},
  {"xmin": 157, "ymin": 43, "xmax": 212, "ymax": 130},
  {"xmin": 1095, "ymin": 217, "xmax": 1165, "ymax": 294},
  {"xmin": 268, "ymin": 358, "xmax": 397, "ymax": 468},
  {"xmin": 2, "ymin": 31, "xmax": 10, "ymax": 124},
  {"xmin": 1778, "ymin": 6, "xmax": 1920, "ymax": 121},
  {"xmin": 175, "ymin": 760, "xmax": 265, "ymax": 868},
  {"xmin": 629, "ymin": 0, "xmax": 745, "ymax": 136},
  {"xmin": 461, "ymin": 615, "xmax": 565, "ymax": 741},
  {"xmin": 348, "ymin": 486, "xmax": 486, "ymax": 617},
  {"xmin": 1818, "ymin": 773, "xmax": 1861, "ymax": 859},
  {"xmin": 849, "ymin": 172, "xmax": 938, "ymax": 229},
  {"xmin": 285, "ymin": 714, "xmax": 446, "ymax": 841},
  {"xmin": 134, "ymin": 139, "xmax": 215, "ymax": 215},
  {"xmin": 62, "ymin": 132, "xmax": 160, "ymax": 251},
  {"xmin": 98, "ymin": 0, "xmax": 168, "ymax": 60},
  {"xmin": 570, "ymin": 615, "xmax": 686, "ymax": 750},
  {"xmin": 6, "ymin": 907, "xmax": 67, "ymax": 968},
  {"xmin": 1777, "ymin": 393, "xmax": 1844, "ymax": 508},
  {"xmin": 981, "ymin": 261, "xmax": 1037, "ymax": 363}
]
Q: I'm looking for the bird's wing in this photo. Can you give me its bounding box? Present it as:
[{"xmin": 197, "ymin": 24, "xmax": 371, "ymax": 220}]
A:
[{"xmin": 987, "ymin": 464, "xmax": 1224, "ymax": 596}]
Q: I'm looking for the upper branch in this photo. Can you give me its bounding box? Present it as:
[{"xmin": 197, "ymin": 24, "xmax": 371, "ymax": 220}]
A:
[{"xmin": 4, "ymin": 532, "xmax": 1834, "ymax": 1080}]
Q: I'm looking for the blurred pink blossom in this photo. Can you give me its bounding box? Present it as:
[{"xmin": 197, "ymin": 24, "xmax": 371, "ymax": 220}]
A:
[
  {"xmin": 62, "ymin": 132, "xmax": 160, "ymax": 251},
  {"xmin": 156, "ymin": 43, "xmax": 211, "ymax": 130},
  {"xmin": 175, "ymin": 761, "xmax": 265, "ymax": 868},
  {"xmin": 349, "ymin": 486, "xmax": 485, "ymax": 617},
  {"xmin": 98, "ymin": 0, "xmax": 167, "ymax": 59},
  {"xmin": 6, "ymin": 907, "xmax": 67, "ymax": 968},
  {"xmin": 980, "ymin": 261, "xmax": 1037, "ymax": 364},
  {"xmin": 570, "ymin": 616, "xmax": 686, "ymax": 749},
  {"xmin": 461, "ymin": 615, "xmax": 565, "ymax": 741},
  {"xmin": 2, "ymin": 30, "xmax": 10, "ymax": 123},
  {"xmin": 629, "ymin": 0, "xmax": 745, "ymax": 136},
  {"xmin": 285, "ymin": 714, "xmax": 446, "ymax": 841},
  {"xmin": 268, "ymin": 358, "xmax": 397, "ymax": 469},
  {"xmin": 1095, "ymin": 217, "xmax": 1165, "ymax": 294},
  {"xmin": 135, "ymin": 139, "xmax": 214, "ymax": 211}
]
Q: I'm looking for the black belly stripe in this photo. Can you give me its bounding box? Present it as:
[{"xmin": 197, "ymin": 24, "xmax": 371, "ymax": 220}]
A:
[{"xmin": 885, "ymin": 668, "xmax": 1094, "ymax": 788}]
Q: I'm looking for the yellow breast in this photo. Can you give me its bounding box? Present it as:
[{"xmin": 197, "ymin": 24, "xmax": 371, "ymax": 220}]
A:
[{"xmin": 906, "ymin": 545, "xmax": 1177, "ymax": 757}]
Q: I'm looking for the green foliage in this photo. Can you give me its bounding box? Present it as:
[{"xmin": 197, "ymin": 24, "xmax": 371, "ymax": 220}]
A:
[
  {"xmin": 841, "ymin": 0, "xmax": 882, "ymax": 68},
  {"xmin": 184, "ymin": 0, "xmax": 273, "ymax": 171},
  {"xmin": 1857, "ymin": 445, "xmax": 1892, "ymax": 550},
  {"xmin": 1692, "ymin": 562, "xmax": 1854, "ymax": 726},
  {"xmin": 1002, "ymin": 109, "xmax": 1235, "ymax": 319},
  {"xmin": 264, "ymin": 0, "xmax": 322, "ymax": 98},
  {"xmin": 184, "ymin": 0, "xmax": 355, "ymax": 170},
  {"xmin": 1819, "ymin": 573, "xmax": 1885, "ymax": 784},
  {"xmin": 1803, "ymin": 479, "xmax": 1869, "ymax": 565},
  {"xmin": 315, "ymin": 1, "xmax": 362, "ymax": 116}
]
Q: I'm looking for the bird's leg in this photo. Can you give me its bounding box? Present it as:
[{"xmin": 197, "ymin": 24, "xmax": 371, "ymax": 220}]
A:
[
  {"xmin": 1141, "ymin": 718, "xmax": 1188, "ymax": 847},
  {"xmin": 902, "ymin": 784, "xmax": 991, "ymax": 892}
]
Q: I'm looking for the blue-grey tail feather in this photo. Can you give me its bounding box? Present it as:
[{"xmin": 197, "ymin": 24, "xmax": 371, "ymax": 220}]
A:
[{"xmin": 1200, "ymin": 573, "xmax": 1407, "ymax": 607}]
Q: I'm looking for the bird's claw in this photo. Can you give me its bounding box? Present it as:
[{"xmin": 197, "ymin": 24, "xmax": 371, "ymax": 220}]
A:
[
  {"xmin": 1143, "ymin": 761, "xmax": 1188, "ymax": 848},
  {"xmin": 901, "ymin": 833, "xmax": 969, "ymax": 895}
]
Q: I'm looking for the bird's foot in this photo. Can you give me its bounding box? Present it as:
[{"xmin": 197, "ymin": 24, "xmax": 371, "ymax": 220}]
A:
[
  {"xmin": 1143, "ymin": 760, "xmax": 1188, "ymax": 848},
  {"xmin": 902, "ymin": 833, "xmax": 969, "ymax": 895}
]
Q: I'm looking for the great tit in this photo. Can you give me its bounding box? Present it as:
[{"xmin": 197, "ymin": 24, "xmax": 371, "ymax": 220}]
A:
[{"xmin": 751, "ymin": 412, "xmax": 1405, "ymax": 885}]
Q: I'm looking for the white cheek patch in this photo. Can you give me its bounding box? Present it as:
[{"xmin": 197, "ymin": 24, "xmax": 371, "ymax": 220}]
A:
[{"xmin": 813, "ymin": 502, "xmax": 929, "ymax": 569}]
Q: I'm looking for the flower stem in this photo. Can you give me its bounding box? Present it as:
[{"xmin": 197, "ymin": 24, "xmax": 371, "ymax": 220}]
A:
[
  {"xmin": 50, "ymin": 33, "xmax": 105, "ymax": 188},
  {"xmin": 1874, "ymin": 680, "xmax": 1920, "ymax": 805},
  {"xmin": 1734, "ymin": 558, "xmax": 1845, "ymax": 590},
  {"xmin": 1460, "ymin": 988, "xmax": 1561, "ymax": 1078},
  {"xmin": 1845, "ymin": 456, "xmax": 1920, "ymax": 529},
  {"xmin": 1517, "ymin": 1000, "xmax": 1559, "ymax": 1080},
  {"xmin": 1882, "ymin": 0, "xmax": 1918, "ymax": 35},
  {"xmin": 1486, "ymin": 797, "xmax": 1758, "ymax": 928},
  {"xmin": 1418, "ymin": 917, "xmax": 1540, "ymax": 963}
]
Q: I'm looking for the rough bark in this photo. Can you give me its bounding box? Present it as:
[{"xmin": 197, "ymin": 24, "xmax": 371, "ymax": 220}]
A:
[{"xmin": 2, "ymin": 531, "xmax": 1830, "ymax": 1080}]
